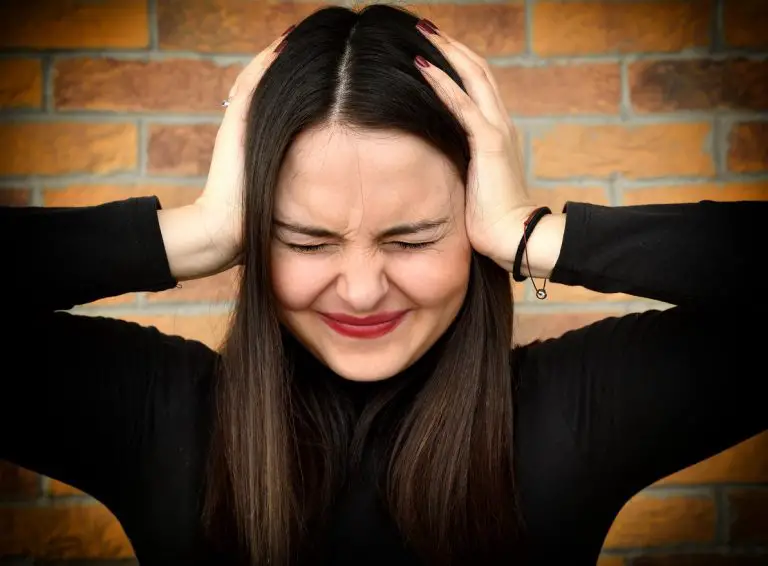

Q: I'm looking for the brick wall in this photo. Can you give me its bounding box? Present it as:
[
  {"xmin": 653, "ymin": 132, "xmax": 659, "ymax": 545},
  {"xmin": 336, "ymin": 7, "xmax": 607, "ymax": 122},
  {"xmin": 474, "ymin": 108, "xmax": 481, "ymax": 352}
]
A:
[{"xmin": 0, "ymin": 0, "xmax": 766, "ymax": 564}]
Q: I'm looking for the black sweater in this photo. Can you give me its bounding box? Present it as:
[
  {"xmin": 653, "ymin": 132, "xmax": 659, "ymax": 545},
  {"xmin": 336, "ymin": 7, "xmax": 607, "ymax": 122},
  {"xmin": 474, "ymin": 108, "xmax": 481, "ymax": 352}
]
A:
[{"xmin": 1, "ymin": 197, "xmax": 766, "ymax": 565}]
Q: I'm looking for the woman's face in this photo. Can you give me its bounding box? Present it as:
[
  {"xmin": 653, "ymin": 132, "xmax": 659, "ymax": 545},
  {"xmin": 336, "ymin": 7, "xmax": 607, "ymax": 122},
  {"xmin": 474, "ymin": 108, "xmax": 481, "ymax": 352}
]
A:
[{"xmin": 271, "ymin": 124, "xmax": 472, "ymax": 381}]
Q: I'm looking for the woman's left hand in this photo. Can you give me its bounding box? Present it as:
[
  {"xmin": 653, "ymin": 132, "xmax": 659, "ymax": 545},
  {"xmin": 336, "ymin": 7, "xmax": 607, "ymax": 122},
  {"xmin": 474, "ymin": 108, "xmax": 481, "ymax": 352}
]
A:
[{"xmin": 414, "ymin": 20, "xmax": 538, "ymax": 272}]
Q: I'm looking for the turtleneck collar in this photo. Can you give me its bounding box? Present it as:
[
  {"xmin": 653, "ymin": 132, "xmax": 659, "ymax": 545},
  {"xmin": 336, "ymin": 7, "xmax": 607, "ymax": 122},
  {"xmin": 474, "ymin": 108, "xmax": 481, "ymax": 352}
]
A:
[{"xmin": 282, "ymin": 325, "xmax": 451, "ymax": 408}]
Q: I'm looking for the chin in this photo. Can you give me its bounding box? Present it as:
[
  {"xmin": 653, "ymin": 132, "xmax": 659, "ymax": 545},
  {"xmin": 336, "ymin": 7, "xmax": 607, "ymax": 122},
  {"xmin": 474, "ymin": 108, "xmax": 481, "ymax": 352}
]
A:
[{"xmin": 323, "ymin": 352, "xmax": 408, "ymax": 382}]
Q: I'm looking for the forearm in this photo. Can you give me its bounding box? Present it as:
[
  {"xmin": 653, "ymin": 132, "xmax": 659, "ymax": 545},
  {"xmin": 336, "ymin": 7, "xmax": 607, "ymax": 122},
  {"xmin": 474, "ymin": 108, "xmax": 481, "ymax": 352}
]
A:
[
  {"xmin": 535, "ymin": 200, "xmax": 767, "ymax": 307},
  {"xmin": 1, "ymin": 197, "xmax": 177, "ymax": 311},
  {"xmin": 157, "ymin": 204, "xmax": 240, "ymax": 281}
]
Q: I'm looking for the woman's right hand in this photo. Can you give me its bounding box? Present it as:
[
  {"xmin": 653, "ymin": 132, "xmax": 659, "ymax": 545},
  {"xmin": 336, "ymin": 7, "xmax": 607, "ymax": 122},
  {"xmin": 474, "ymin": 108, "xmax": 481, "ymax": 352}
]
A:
[{"xmin": 158, "ymin": 30, "xmax": 290, "ymax": 281}]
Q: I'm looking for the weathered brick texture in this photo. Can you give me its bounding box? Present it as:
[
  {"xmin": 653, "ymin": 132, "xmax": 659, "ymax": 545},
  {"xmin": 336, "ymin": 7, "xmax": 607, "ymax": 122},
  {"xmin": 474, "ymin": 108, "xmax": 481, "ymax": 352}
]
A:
[{"xmin": 1, "ymin": 1, "xmax": 766, "ymax": 563}]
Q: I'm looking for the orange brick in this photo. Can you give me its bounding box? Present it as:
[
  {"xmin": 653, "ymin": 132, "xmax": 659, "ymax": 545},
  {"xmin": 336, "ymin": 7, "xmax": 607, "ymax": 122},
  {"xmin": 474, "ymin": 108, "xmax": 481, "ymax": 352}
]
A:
[
  {"xmin": 146, "ymin": 268, "xmax": 240, "ymax": 304},
  {"xmin": 510, "ymin": 277, "xmax": 526, "ymax": 303},
  {"xmin": 0, "ymin": 188, "xmax": 30, "ymax": 206},
  {"xmin": 656, "ymin": 431, "xmax": 768, "ymax": 485},
  {"xmin": 42, "ymin": 184, "xmax": 202, "ymax": 209},
  {"xmin": 0, "ymin": 122, "xmax": 137, "ymax": 176},
  {"xmin": 724, "ymin": 0, "xmax": 768, "ymax": 48},
  {"xmin": 528, "ymin": 185, "xmax": 610, "ymax": 212},
  {"xmin": 603, "ymin": 493, "xmax": 715, "ymax": 548},
  {"xmin": 0, "ymin": 462, "xmax": 39, "ymax": 498},
  {"xmin": 728, "ymin": 122, "xmax": 768, "ymax": 174},
  {"xmin": 597, "ymin": 557, "xmax": 625, "ymax": 566},
  {"xmin": 147, "ymin": 124, "xmax": 218, "ymax": 176},
  {"xmin": 496, "ymin": 63, "xmax": 620, "ymax": 116},
  {"xmin": 0, "ymin": 502, "xmax": 133, "ymax": 558},
  {"xmin": 630, "ymin": 59, "xmax": 768, "ymax": 113},
  {"xmin": 86, "ymin": 294, "xmax": 139, "ymax": 307},
  {"xmin": 48, "ymin": 479, "xmax": 85, "ymax": 497},
  {"xmin": 513, "ymin": 311, "xmax": 622, "ymax": 346},
  {"xmin": 623, "ymin": 182, "xmax": 768, "ymax": 205},
  {"xmin": 537, "ymin": 283, "xmax": 637, "ymax": 303},
  {"xmin": 634, "ymin": 555, "xmax": 768, "ymax": 566},
  {"xmin": 158, "ymin": 2, "xmax": 525, "ymax": 57},
  {"xmin": 532, "ymin": 123, "xmax": 714, "ymax": 179},
  {"xmin": 413, "ymin": 3, "xmax": 526, "ymax": 57},
  {"xmin": 728, "ymin": 488, "xmax": 768, "ymax": 544},
  {"xmin": 0, "ymin": 59, "xmax": 42, "ymax": 108},
  {"xmin": 115, "ymin": 313, "xmax": 231, "ymax": 351},
  {"xmin": 533, "ymin": 1, "xmax": 710, "ymax": 56},
  {"xmin": 54, "ymin": 58, "xmax": 242, "ymax": 113},
  {"xmin": 0, "ymin": 0, "xmax": 148, "ymax": 49},
  {"xmin": 158, "ymin": 1, "xmax": 328, "ymax": 53}
]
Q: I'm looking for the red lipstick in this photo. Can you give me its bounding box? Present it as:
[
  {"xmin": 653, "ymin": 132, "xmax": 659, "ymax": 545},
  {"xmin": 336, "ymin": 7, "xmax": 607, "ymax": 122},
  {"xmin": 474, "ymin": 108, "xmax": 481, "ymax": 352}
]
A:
[{"xmin": 319, "ymin": 310, "xmax": 408, "ymax": 339}]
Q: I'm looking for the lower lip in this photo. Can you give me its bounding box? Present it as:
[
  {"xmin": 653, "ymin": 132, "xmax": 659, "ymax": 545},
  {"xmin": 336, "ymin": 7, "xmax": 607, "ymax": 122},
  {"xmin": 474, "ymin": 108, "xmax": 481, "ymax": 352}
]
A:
[{"xmin": 320, "ymin": 312, "xmax": 407, "ymax": 339}]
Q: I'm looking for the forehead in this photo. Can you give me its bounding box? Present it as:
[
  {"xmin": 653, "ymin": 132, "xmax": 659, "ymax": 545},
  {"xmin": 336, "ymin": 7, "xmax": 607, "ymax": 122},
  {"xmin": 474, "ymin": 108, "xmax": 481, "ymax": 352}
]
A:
[{"xmin": 275, "ymin": 124, "xmax": 463, "ymax": 225}]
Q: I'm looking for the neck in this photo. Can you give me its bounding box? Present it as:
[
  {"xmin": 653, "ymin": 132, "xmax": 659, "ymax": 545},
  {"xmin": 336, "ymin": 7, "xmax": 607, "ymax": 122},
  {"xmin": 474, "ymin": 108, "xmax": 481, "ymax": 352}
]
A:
[{"xmin": 281, "ymin": 325, "xmax": 450, "ymax": 406}]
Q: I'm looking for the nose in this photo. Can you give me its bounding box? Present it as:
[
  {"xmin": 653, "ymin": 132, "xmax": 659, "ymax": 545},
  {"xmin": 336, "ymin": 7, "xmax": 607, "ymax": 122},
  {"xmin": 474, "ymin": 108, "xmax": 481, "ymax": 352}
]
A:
[{"xmin": 336, "ymin": 247, "xmax": 389, "ymax": 312}]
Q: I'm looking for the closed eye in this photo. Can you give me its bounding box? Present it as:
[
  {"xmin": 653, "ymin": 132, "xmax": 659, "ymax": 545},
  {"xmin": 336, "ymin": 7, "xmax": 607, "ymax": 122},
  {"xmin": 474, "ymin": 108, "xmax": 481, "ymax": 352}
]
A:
[
  {"xmin": 285, "ymin": 243, "xmax": 330, "ymax": 253},
  {"xmin": 283, "ymin": 241, "xmax": 438, "ymax": 254},
  {"xmin": 390, "ymin": 241, "xmax": 435, "ymax": 250}
]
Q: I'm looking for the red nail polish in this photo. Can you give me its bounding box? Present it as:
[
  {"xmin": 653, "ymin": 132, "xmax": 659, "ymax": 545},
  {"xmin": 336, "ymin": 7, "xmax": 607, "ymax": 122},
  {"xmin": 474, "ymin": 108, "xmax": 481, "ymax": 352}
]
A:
[
  {"xmin": 415, "ymin": 55, "xmax": 430, "ymax": 68},
  {"xmin": 281, "ymin": 24, "xmax": 295, "ymax": 36},
  {"xmin": 422, "ymin": 19, "xmax": 439, "ymax": 32},
  {"xmin": 417, "ymin": 19, "xmax": 438, "ymax": 35},
  {"xmin": 274, "ymin": 38, "xmax": 287, "ymax": 54}
]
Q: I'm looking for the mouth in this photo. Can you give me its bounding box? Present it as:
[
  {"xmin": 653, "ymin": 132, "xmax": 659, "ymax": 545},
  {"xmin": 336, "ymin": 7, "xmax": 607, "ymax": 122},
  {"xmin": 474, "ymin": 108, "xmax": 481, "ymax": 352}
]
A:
[{"xmin": 318, "ymin": 310, "xmax": 409, "ymax": 339}]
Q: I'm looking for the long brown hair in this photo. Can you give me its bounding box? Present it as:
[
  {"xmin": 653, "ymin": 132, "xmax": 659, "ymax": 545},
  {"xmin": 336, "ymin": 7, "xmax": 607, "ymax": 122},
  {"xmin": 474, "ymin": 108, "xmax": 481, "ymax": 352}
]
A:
[{"xmin": 202, "ymin": 4, "xmax": 523, "ymax": 565}]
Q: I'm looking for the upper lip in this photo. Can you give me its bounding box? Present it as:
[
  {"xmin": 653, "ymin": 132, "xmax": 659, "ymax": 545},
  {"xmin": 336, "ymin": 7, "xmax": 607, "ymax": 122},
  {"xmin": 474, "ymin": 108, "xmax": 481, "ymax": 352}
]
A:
[{"xmin": 320, "ymin": 310, "xmax": 408, "ymax": 326}]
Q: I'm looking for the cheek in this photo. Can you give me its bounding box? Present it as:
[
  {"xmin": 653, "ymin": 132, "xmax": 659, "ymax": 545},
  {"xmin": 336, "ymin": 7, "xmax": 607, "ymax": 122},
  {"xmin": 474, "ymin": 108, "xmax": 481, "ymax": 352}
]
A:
[
  {"xmin": 388, "ymin": 241, "xmax": 472, "ymax": 307},
  {"xmin": 271, "ymin": 249, "xmax": 331, "ymax": 311},
  {"xmin": 270, "ymin": 240, "xmax": 473, "ymax": 311}
]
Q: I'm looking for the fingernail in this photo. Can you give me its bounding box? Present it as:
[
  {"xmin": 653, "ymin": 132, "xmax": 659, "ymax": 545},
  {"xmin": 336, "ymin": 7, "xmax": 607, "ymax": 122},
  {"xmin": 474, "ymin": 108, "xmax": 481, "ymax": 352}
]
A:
[
  {"xmin": 281, "ymin": 24, "xmax": 295, "ymax": 36},
  {"xmin": 416, "ymin": 19, "xmax": 438, "ymax": 35},
  {"xmin": 415, "ymin": 55, "xmax": 430, "ymax": 68},
  {"xmin": 274, "ymin": 38, "xmax": 287, "ymax": 54},
  {"xmin": 423, "ymin": 19, "xmax": 439, "ymax": 32}
]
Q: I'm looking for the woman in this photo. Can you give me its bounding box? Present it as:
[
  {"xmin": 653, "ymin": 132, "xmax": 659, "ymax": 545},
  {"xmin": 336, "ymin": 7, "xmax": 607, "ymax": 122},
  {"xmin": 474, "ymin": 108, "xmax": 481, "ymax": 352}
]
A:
[{"xmin": 1, "ymin": 4, "xmax": 765, "ymax": 566}]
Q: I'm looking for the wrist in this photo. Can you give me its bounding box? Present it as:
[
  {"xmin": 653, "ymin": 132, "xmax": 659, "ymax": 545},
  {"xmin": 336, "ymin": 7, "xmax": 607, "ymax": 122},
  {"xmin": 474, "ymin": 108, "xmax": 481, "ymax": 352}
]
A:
[
  {"xmin": 158, "ymin": 203, "xmax": 241, "ymax": 281},
  {"xmin": 493, "ymin": 208, "xmax": 566, "ymax": 279},
  {"xmin": 518, "ymin": 212, "xmax": 566, "ymax": 279}
]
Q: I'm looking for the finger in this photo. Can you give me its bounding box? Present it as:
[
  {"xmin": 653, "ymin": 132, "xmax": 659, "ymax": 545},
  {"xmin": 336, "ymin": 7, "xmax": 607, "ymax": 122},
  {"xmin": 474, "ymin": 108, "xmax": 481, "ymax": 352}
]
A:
[
  {"xmin": 228, "ymin": 32, "xmax": 289, "ymax": 102},
  {"xmin": 424, "ymin": 26, "xmax": 524, "ymax": 150},
  {"xmin": 414, "ymin": 56, "xmax": 503, "ymax": 152},
  {"xmin": 431, "ymin": 30, "xmax": 505, "ymax": 109},
  {"xmin": 417, "ymin": 23, "xmax": 524, "ymax": 165},
  {"xmin": 221, "ymin": 33, "xmax": 287, "ymax": 126},
  {"xmin": 446, "ymin": 40, "xmax": 508, "ymax": 123},
  {"xmin": 416, "ymin": 23, "xmax": 509, "ymax": 131}
]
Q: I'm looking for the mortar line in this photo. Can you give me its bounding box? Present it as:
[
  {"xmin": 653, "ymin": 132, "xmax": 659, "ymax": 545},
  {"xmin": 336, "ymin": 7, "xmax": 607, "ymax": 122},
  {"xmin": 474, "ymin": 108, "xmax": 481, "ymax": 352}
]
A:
[
  {"xmin": 712, "ymin": 0, "xmax": 725, "ymax": 53},
  {"xmin": 714, "ymin": 485, "xmax": 730, "ymax": 544},
  {"xmin": 7, "ymin": 48, "xmax": 767, "ymax": 64},
  {"xmin": 619, "ymin": 58, "xmax": 632, "ymax": 121},
  {"xmin": 524, "ymin": 0, "xmax": 534, "ymax": 56},
  {"xmin": 41, "ymin": 54, "xmax": 53, "ymax": 113},
  {"xmin": 147, "ymin": 0, "xmax": 159, "ymax": 51},
  {"xmin": 138, "ymin": 119, "xmax": 147, "ymax": 176},
  {"xmin": 712, "ymin": 116, "xmax": 725, "ymax": 178}
]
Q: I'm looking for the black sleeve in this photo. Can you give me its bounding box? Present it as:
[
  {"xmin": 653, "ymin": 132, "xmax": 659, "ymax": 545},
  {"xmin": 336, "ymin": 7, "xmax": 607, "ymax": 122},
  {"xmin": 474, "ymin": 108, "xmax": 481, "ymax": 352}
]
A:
[
  {"xmin": 548, "ymin": 199, "xmax": 766, "ymax": 308},
  {"xmin": 3, "ymin": 196, "xmax": 176, "ymax": 312},
  {"xmin": 0, "ymin": 197, "xmax": 216, "ymax": 511},
  {"xmin": 522, "ymin": 200, "xmax": 767, "ymax": 505}
]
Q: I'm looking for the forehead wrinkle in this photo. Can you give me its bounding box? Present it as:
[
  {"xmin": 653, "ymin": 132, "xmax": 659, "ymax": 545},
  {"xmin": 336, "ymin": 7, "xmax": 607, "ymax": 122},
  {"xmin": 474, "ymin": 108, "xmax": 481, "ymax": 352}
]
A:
[
  {"xmin": 278, "ymin": 179, "xmax": 456, "ymax": 239},
  {"xmin": 276, "ymin": 126, "xmax": 462, "ymax": 238}
]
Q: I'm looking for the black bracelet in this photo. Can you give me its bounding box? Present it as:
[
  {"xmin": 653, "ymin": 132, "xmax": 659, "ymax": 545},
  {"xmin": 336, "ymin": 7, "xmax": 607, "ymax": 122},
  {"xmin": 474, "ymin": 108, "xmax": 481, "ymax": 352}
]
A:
[{"xmin": 512, "ymin": 206, "xmax": 552, "ymax": 283}]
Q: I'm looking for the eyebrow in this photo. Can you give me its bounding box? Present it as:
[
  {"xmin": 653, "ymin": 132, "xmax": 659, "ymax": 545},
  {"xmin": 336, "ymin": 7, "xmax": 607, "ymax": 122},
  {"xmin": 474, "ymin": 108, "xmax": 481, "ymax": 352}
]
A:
[{"xmin": 273, "ymin": 218, "xmax": 449, "ymax": 239}]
